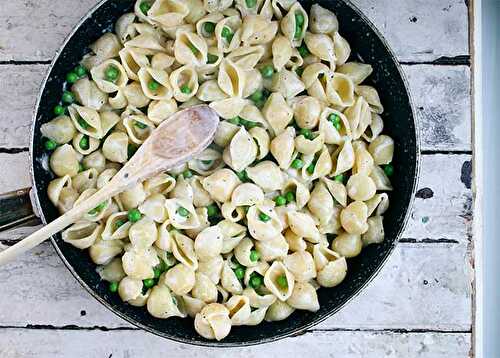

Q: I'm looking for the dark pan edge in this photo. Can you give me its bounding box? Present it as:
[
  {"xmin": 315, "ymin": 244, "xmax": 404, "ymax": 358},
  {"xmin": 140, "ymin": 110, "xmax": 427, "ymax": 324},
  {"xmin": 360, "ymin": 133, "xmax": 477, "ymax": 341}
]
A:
[{"xmin": 28, "ymin": 0, "xmax": 421, "ymax": 347}]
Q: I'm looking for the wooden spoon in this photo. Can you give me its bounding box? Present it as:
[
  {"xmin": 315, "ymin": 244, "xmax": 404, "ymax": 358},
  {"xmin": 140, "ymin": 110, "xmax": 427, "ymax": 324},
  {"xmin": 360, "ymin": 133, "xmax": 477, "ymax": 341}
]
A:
[{"xmin": 0, "ymin": 105, "xmax": 219, "ymax": 265}]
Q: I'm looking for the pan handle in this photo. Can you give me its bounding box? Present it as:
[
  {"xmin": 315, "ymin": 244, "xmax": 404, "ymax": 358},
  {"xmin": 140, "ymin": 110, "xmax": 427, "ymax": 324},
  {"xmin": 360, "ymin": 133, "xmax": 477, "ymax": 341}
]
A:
[{"xmin": 0, "ymin": 188, "xmax": 42, "ymax": 232}]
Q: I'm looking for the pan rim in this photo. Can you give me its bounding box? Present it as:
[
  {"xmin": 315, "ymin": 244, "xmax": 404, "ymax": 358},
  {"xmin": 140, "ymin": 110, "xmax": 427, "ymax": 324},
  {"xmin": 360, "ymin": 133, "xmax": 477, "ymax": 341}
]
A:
[{"xmin": 28, "ymin": 0, "xmax": 421, "ymax": 347}]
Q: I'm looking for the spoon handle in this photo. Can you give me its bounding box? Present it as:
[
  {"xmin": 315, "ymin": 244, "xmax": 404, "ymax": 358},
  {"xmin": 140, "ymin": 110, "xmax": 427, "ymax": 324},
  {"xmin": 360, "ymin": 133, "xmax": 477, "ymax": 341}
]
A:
[{"xmin": 0, "ymin": 180, "xmax": 121, "ymax": 265}]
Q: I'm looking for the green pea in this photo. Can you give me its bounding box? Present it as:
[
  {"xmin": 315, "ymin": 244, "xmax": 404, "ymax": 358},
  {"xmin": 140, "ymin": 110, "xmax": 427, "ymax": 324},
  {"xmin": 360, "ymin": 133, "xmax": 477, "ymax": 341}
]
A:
[
  {"xmin": 134, "ymin": 121, "xmax": 148, "ymax": 129},
  {"xmin": 62, "ymin": 91, "xmax": 75, "ymax": 104},
  {"xmin": 234, "ymin": 267, "xmax": 245, "ymax": 280},
  {"xmin": 207, "ymin": 204, "xmax": 219, "ymax": 217},
  {"xmin": 295, "ymin": 67, "xmax": 304, "ymax": 76},
  {"xmin": 183, "ymin": 169, "xmax": 193, "ymax": 179},
  {"xmin": 66, "ymin": 72, "xmax": 78, "ymax": 84},
  {"xmin": 297, "ymin": 43, "xmax": 309, "ymax": 58},
  {"xmin": 228, "ymin": 116, "xmax": 240, "ymax": 125},
  {"xmin": 239, "ymin": 118, "xmax": 249, "ymax": 127},
  {"xmin": 143, "ymin": 278, "xmax": 155, "ymax": 288},
  {"xmin": 88, "ymin": 201, "xmax": 107, "ymax": 215},
  {"xmin": 109, "ymin": 281, "xmax": 118, "ymax": 293},
  {"xmin": 259, "ymin": 212, "xmax": 271, "ymax": 222},
  {"xmin": 249, "ymin": 250, "xmax": 260, "ymax": 262},
  {"xmin": 157, "ymin": 259, "xmax": 169, "ymax": 273},
  {"xmin": 328, "ymin": 113, "xmax": 340, "ymax": 124},
  {"xmin": 221, "ymin": 26, "xmax": 233, "ymax": 41},
  {"xmin": 74, "ymin": 65, "xmax": 87, "ymax": 78},
  {"xmin": 276, "ymin": 274, "xmax": 288, "ymax": 288},
  {"xmin": 250, "ymin": 90, "xmax": 263, "ymax": 103},
  {"xmin": 246, "ymin": 0, "xmax": 257, "ymax": 7},
  {"xmin": 295, "ymin": 12, "xmax": 305, "ymax": 26},
  {"xmin": 105, "ymin": 65, "xmax": 120, "ymax": 82},
  {"xmin": 79, "ymin": 135, "xmax": 89, "ymax": 150},
  {"xmin": 260, "ymin": 65, "xmax": 274, "ymax": 78},
  {"xmin": 290, "ymin": 158, "xmax": 304, "ymax": 169},
  {"xmin": 128, "ymin": 208, "xmax": 142, "ymax": 223},
  {"xmin": 243, "ymin": 120, "xmax": 259, "ymax": 129},
  {"xmin": 334, "ymin": 121, "xmax": 341, "ymax": 130},
  {"xmin": 207, "ymin": 53, "xmax": 219, "ymax": 64},
  {"xmin": 139, "ymin": 1, "xmax": 151, "ymax": 15},
  {"xmin": 203, "ymin": 22, "xmax": 216, "ymax": 34},
  {"xmin": 306, "ymin": 163, "xmax": 315, "ymax": 174},
  {"xmin": 148, "ymin": 80, "xmax": 160, "ymax": 91},
  {"xmin": 274, "ymin": 195, "xmax": 287, "ymax": 206},
  {"xmin": 294, "ymin": 13, "xmax": 305, "ymax": 40},
  {"xmin": 180, "ymin": 85, "xmax": 191, "ymax": 94},
  {"xmin": 114, "ymin": 220, "xmax": 126, "ymax": 230},
  {"xmin": 201, "ymin": 159, "xmax": 213, "ymax": 165},
  {"xmin": 384, "ymin": 163, "xmax": 394, "ymax": 176},
  {"xmin": 77, "ymin": 116, "xmax": 90, "ymax": 130},
  {"xmin": 128, "ymin": 143, "xmax": 138, "ymax": 159},
  {"xmin": 249, "ymin": 273, "xmax": 263, "ymax": 289},
  {"xmin": 153, "ymin": 267, "xmax": 162, "ymax": 279},
  {"xmin": 285, "ymin": 191, "xmax": 295, "ymax": 203},
  {"xmin": 54, "ymin": 105, "xmax": 65, "ymax": 116},
  {"xmin": 44, "ymin": 139, "xmax": 57, "ymax": 151},
  {"xmin": 79, "ymin": 163, "xmax": 85, "ymax": 172},
  {"xmin": 334, "ymin": 174, "xmax": 345, "ymax": 183},
  {"xmin": 177, "ymin": 206, "xmax": 190, "ymax": 217},
  {"xmin": 188, "ymin": 43, "xmax": 199, "ymax": 54},
  {"xmin": 236, "ymin": 170, "xmax": 249, "ymax": 182},
  {"xmin": 299, "ymin": 128, "xmax": 313, "ymax": 140}
]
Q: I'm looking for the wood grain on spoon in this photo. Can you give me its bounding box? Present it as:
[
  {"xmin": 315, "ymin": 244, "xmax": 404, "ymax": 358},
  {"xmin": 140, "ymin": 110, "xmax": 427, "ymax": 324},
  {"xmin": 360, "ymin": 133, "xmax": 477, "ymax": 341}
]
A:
[{"xmin": 0, "ymin": 105, "xmax": 219, "ymax": 265}]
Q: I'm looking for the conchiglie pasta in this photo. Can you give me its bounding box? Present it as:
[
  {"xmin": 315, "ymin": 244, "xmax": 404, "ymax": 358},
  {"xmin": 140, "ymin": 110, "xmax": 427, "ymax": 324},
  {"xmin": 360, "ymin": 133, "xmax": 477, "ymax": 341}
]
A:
[{"xmin": 44, "ymin": 0, "xmax": 396, "ymax": 340}]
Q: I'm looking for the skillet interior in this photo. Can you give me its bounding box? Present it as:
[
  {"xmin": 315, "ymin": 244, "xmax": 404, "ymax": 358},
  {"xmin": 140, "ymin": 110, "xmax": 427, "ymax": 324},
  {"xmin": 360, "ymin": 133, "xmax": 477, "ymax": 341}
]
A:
[{"xmin": 30, "ymin": 0, "xmax": 419, "ymax": 346}]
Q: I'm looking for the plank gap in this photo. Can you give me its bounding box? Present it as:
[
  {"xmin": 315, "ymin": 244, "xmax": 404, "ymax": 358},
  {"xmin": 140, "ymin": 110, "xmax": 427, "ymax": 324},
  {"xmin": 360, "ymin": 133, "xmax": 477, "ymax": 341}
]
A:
[
  {"xmin": 0, "ymin": 60, "xmax": 51, "ymax": 66},
  {"xmin": 400, "ymin": 55, "xmax": 471, "ymax": 66}
]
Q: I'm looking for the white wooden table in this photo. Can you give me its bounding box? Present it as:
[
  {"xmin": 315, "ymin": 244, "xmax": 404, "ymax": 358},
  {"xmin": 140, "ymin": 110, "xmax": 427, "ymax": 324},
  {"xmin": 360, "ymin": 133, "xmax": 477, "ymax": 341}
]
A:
[{"xmin": 0, "ymin": 1, "xmax": 473, "ymax": 357}]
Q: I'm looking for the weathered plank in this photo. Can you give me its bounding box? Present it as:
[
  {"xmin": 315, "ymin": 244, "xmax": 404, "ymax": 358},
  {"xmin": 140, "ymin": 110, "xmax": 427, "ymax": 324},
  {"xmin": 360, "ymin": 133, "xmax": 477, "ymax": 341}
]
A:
[
  {"xmin": 405, "ymin": 154, "xmax": 472, "ymax": 243},
  {"xmin": 0, "ymin": 0, "xmax": 468, "ymax": 62},
  {"xmin": 354, "ymin": 0, "xmax": 469, "ymax": 62},
  {"xmin": 0, "ymin": 65, "xmax": 471, "ymax": 151},
  {"xmin": 0, "ymin": 152, "xmax": 473, "ymax": 243},
  {"xmin": 0, "ymin": 241, "xmax": 471, "ymax": 331},
  {"xmin": 404, "ymin": 65, "xmax": 471, "ymax": 152},
  {"xmin": 0, "ymin": 328, "xmax": 471, "ymax": 358}
]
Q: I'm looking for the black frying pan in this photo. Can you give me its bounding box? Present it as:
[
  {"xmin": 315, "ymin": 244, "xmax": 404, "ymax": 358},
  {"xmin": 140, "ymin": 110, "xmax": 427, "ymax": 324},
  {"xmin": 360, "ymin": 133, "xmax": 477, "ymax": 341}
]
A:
[{"xmin": 0, "ymin": 0, "xmax": 419, "ymax": 346}]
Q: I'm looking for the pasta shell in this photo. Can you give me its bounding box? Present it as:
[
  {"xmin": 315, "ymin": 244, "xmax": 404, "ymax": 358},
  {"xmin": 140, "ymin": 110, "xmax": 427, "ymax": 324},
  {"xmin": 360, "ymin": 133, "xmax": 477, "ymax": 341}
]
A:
[
  {"xmin": 62, "ymin": 221, "xmax": 103, "ymax": 249},
  {"xmin": 270, "ymin": 127, "xmax": 295, "ymax": 169},
  {"xmin": 283, "ymin": 250, "xmax": 316, "ymax": 282},
  {"xmin": 148, "ymin": 0, "xmax": 189, "ymax": 28},
  {"xmin": 194, "ymin": 303, "xmax": 231, "ymax": 341},
  {"xmin": 147, "ymin": 284, "xmax": 187, "ymax": 318},
  {"xmin": 223, "ymin": 126, "xmax": 258, "ymax": 172},
  {"xmin": 247, "ymin": 204, "xmax": 283, "ymax": 241},
  {"xmin": 339, "ymin": 201, "xmax": 369, "ymax": 235},
  {"xmin": 263, "ymin": 261, "xmax": 294, "ymax": 301},
  {"xmin": 195, "ymin": 225, "xmax": 224, "ymax": 259},
  {"xmin": 171, "ymin": 230, "xmax": 199, "ymax": 270},
  {"xmin": 309, "ymin": 4, "xmax": 338, "ymax": 34},
  {"xmin": 331, "ymin": 138, "xmax": 355, "ymax": 176},
  {"xmin": 262, "ymin": 92, "xmax": 293, "ymax": 135},
  {"xmin": 89, "ymin": 237, "xmax": 124, "ymax": 265},
  {"xmin": 346, "ymin": 173, "xmax": 377, "ymax": 201},
  {"xmin": 280, "ymin": 2, "xmax": 308, "ymax": 46},
  {"xmin": 246, "ymin": 161, "xmax": 284, "ymax": 192},
  {"xmin": 174, "ymin": 30, "xmax": 208, "ymax": 66},
  {"xmin": 225, "ymin": 295, "xmax": 251, "ymax": 325},
  {"xmin": 164, "ymin": 263, "xmax": 196, "ymax": 295},
  {"xmin": 165, "ymin": 198, "xmax": 201, "ymax": 229},
  {"xmin": 102, "ymin": 211, "xmax": 131, "ymax": 240},
  {"xmin": 336, "ymin": 62, "xmax": 373, "ymax": 85},
  {"xmin": 286, "ymin": 281, "xmax": 319, "ymax": 312}
]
